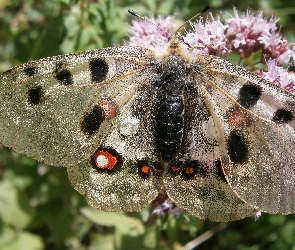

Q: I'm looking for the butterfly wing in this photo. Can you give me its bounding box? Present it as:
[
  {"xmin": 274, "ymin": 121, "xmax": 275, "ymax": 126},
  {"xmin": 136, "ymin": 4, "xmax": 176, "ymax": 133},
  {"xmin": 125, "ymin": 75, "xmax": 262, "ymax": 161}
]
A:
[
  {"xmin": 67, "ymin": 80, "xmax": 164, "ymax": 211},
  {"xmin": 163, "ymin": 86, "xmax": 255, "ymax": 221},
  {"xmin": 0, "ymin": 46, "xmax": 155, "ymax": 166},
  {"xmin": 197, "ymin": 54, "xmax": 295, "ymax": 214},
  {"xmin": 0, "ymin": 45, "xmax": 164, "ymax": 211}
]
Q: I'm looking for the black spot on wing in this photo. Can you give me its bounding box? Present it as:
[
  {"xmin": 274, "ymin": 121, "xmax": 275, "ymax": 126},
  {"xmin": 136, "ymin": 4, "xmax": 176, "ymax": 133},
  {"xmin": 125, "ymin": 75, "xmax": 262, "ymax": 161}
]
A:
[
  {"xmin": 90, "ymin": 58, "xmax": 109, "ymax": 82},
  {"xmin": 272, "ymin": 108, "xmax": 294, "ymax": 124},
  {"xmin": 24, "ymin": 66, "xmax": 37, "ymax": 77},
  {"xmin": 55, "ymin": 69, "xmax": 73, "ymax": 86},
  {"xmin": 80, "ymin": 106, "xmax": 105, "ymax": 136},
  {"xmin": 28, "ymin": 86, "xmax": 44, "ymax": 105},
  {"xmin": 226, "ymin": 130, "xmax": 249, "ymax": 163},
  {"xmin": 238, "ymin": 84, "xmax": 262, "ymax": 109}
]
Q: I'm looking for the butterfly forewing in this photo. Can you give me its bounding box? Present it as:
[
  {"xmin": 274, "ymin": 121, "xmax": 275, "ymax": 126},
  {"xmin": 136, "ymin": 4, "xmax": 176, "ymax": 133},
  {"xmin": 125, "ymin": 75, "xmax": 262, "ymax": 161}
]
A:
[
  {"xmin": 0, "ymin": 46, "xmax": 155, "ymax": 166},
  {"xmin": 197, "ymin": 55, "xmax": 295, "ymax": 123},
  {"xmin": 197, "ymin": 55, "xmax": 295, "ymax": 213}
]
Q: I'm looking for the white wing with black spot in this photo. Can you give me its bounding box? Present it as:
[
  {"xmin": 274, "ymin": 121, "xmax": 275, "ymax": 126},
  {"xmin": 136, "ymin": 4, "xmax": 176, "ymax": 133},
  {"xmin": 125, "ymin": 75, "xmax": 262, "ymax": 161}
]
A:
[
  {"xmin": 0, "ymin": 46, "xmax": 155, "ymax": 166},
  {"xmin": 163, "ymin": 82, "xmax": 255, "ymax": 222},
  {"xmin": 197, "ymin": 55, "xmax": 295, "ymax": 214},
  {"xmin": 67, "ymin": 77, "xmax": 164, "ymax": 211}
]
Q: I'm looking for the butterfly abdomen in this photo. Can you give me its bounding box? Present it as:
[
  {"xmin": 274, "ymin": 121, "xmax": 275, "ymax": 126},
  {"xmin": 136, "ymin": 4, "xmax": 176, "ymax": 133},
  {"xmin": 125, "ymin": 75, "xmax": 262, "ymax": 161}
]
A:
[{"xmin": 155, "ymin": 95, "xmax": 184, "ymax": 161}]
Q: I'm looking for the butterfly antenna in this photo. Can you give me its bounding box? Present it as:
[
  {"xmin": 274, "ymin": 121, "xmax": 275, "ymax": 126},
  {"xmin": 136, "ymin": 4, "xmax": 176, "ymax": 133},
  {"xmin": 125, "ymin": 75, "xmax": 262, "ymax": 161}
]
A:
[
  {"xmin": 174, "ymin": 5, "xmax": 211, "ymax": 35},
  {"xmin": 128, "ymin": 9, "xmax": 172, "ymax": 37}
]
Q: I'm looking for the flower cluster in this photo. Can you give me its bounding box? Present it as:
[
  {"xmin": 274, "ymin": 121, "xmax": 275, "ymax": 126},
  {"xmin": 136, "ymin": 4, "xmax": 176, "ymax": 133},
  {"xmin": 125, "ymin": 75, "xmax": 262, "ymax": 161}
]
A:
[
  {"xmin": 127, "ymin": 15, "xmax": 175, "ymax": 52},
  {"xmin": 126, "ymin": 7, "xmax": 295, "ymax": 92},
  {"xmin": 256, "ymin": 59, "xmax": 295, "ymax": 92},
  {"xmin": 184, "ymin": 13, "xmax": 228, "ymax": 56},
  {"xmin": 151, "ymin": 190, "xmax": 183, "ymax": 217}
]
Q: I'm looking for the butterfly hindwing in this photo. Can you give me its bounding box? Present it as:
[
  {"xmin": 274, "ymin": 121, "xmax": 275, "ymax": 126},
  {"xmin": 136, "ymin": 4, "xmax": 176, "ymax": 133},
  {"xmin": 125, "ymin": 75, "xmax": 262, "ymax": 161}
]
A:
[
  {"xmin": 68, "ymin": 81, "xmax": 164, "ymax": 211},
  {"xmin": 162, "ymin": 85, "xmax": 254, "ymax": 221},
  {"xmin": 0, "ymin": 46, "xmax": 155, "ymax": 166},
  {"xmin": 67, "ymin": 149, "xmax": 163, "ymax": 212},
  {"xmin": 197, "ymin": 55, "xmax": 295, "ymax": 213}
]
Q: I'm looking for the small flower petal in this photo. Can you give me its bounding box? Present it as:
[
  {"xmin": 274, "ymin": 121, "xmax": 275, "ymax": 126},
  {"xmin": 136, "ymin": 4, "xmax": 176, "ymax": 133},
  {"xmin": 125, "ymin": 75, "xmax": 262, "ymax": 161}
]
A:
[{"xmin": 254, "ymin": 211, "xmax": 262, "ymax": 221}]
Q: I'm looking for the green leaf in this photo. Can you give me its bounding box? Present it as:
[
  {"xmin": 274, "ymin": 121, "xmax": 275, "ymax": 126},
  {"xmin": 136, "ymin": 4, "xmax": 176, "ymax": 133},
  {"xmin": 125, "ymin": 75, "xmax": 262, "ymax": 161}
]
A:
[
  {"xmin": 90, "ymin": 234, "xmax": 115, "ymax": 250},
  {"xmin": 0, "ymin": 181, "xmax": 33, "ymax": 229},
  {"xmin": 80, "ymin": 207, "xmax": 144, "ymax": 235},
  {"xmin": 0, "ymin": 227, "xmax": 44, "ymax": 250}
]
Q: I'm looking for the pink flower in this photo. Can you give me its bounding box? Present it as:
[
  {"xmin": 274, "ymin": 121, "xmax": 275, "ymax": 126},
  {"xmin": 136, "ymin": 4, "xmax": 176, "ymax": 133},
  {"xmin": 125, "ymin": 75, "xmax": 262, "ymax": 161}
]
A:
[
  {"xmin": 225, "ymin": 7, "xmax": 289, "ymax": 63},
  {"xmin": 184, "ymin": 13, "xmax": 228, "ymax": 56},
  {"xmin": 151, "ymin": 190, "xmax": 184, "ymax": 217},
  {"xmin": 258, "ymin": 33, "xmax": 289, "ymax": 61},
  {"xmin": 277, "ymin": 46, "xmax": 295, "ymax": 65},
  {"xmin": 126, "ymin": 8, "xmax": 293, "ymax": 66},
  {"xmin": 126, "ymin": 15, "xmax": 175, "ymax": 51},
  {"xmin": 257, "ymin": 59, "xmax": 295, "ymax": 92}
]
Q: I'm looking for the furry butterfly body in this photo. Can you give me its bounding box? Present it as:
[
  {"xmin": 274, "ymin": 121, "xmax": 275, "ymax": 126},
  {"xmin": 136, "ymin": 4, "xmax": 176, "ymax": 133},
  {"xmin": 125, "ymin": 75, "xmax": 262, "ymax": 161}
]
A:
[{"xmin": 1, "ymin": 23, "xmax": 295, "ymax": 221}]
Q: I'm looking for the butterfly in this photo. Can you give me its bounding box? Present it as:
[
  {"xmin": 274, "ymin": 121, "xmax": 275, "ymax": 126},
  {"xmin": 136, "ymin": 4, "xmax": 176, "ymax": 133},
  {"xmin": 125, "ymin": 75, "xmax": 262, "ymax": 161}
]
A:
[{"xmin": 1, "ymin": 8, "xmax": 295, "ymax": 223}]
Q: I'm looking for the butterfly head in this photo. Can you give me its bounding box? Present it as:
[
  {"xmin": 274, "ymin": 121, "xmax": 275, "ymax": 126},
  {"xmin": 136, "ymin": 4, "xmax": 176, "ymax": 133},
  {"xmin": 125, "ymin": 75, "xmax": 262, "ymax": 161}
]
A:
[
  {"xmin": 161, "ymin": 6, "xmax": 211, "ymax": 60},
  {"xmin": 128, "ymin": 8, "xmax": 202, "ymax": 61},
  {"xmin": 158, "ymin": 33, "xmax": 193, "ymax": 63}
]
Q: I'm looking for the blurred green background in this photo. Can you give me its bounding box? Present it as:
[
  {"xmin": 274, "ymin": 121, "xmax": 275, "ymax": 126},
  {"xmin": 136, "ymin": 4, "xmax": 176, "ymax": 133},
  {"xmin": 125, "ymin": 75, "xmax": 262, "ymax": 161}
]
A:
[{"xmin": 1, "ymin": 0, "xmax": 295, "ymax": 249}]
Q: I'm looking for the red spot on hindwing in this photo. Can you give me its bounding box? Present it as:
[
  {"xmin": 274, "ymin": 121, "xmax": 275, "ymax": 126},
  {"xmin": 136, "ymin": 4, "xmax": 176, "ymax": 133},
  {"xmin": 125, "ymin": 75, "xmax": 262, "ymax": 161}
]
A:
[
  {"xmin": 141, "ymin": 165, "xmax": 150, "ymax": 175},
  {"xmin": 94, "ymin": 150, "xmax": 118, "ymax": 170},
  {"xmin": 168, "ymin": 161, "xmax": 199, "ymax": 179},
  {"xmin": 185, "ymin": 166, "xmax": 194, "ymax": 175},
  {"xmin": 155, "ymin": 167, "xmax": 163, "ymax": 173},
  {"xmin": 171, "ymin": 166, "xmax": 180, "ymax": 172},
  {"xmin": 137, "ymin": 160, "xmax": 163, "ymax": 178}
]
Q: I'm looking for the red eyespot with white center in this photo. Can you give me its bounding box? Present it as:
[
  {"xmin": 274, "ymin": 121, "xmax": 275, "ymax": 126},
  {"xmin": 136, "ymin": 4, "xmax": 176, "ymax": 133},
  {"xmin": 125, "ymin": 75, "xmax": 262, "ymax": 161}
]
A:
[
  {"xmin": 97, "ymin": 98, "xmax": 117, "ymax": 120},
  {"xmin": 92, "ymin": 147, "xmax": 122, "ymax": 172}
]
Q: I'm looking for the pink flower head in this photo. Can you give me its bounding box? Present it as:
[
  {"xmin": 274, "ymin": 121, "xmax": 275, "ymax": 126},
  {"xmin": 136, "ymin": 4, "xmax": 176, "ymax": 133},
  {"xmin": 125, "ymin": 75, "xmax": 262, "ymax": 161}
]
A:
[
  {"xmin": 258, "ymin": 32, "xmax": 289, "ymax": 61},
  {"xmin": 225, "ymin": 7, "xmax": 287, "ymax": 61},
  {"xmin": 277, "ymin": 46, "xmax": 295, "ymax": 65},
  {"xmin": 151, "ymin": 190, "xmax": 184, "ymax": 217},
  {"xmin": 126, "ymin": 8, "xmax": 293, "ymax": 66},
  {"xmin": 126, "ymin": 15, "xmax": 176, "ymax": 51},
  {"xmin": 184, "ymin": 13, "xmax": 228, "ymax": 56},
  {"xmin": 258, "ymin": 59, "xmax": 295, "ymax": 92}
]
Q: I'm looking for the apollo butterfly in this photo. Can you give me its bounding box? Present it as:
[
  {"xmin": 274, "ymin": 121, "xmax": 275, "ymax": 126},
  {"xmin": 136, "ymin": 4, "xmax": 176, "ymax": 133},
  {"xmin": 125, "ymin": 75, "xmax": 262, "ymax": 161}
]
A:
[{"xmin": 1, "ymin": 7, "xmax": 295, "ymax": 222}]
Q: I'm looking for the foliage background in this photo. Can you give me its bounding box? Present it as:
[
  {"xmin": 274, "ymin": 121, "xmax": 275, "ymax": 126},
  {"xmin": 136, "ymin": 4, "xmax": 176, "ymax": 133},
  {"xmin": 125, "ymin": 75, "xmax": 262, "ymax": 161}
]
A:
[{"xmin": 1, "ymin": 0, "xmax": 295, "ymax": 249}]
